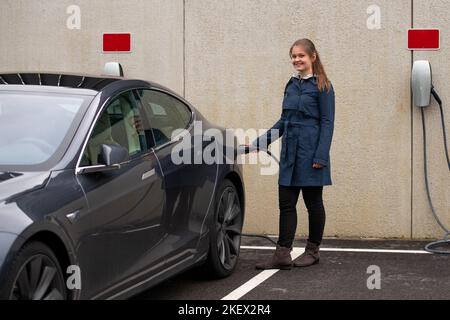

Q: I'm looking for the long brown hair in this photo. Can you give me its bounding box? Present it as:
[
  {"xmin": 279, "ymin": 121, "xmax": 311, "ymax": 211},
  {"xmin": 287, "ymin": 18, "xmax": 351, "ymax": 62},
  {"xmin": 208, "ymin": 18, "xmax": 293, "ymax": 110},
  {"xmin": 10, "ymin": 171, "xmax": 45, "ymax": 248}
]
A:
[{"xmin": 289, "ymin": 39, "xmax": 331, "ymax": 92}]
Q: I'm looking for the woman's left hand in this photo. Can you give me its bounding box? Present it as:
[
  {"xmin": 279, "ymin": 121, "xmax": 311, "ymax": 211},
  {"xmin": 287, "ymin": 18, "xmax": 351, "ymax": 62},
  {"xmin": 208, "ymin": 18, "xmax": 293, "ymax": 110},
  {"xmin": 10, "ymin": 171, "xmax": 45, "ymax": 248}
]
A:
[{"xmin": 312, "ymin": 163, "xmax": 323, "ymax": 169}]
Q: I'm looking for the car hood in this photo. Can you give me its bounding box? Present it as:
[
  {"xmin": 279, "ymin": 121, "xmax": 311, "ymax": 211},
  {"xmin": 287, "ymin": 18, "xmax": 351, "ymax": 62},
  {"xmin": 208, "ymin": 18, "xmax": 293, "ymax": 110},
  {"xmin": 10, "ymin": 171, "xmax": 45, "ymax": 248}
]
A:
[{"xmin": 0, "ymin": 171, "xmax": 51, "ymax": 202}]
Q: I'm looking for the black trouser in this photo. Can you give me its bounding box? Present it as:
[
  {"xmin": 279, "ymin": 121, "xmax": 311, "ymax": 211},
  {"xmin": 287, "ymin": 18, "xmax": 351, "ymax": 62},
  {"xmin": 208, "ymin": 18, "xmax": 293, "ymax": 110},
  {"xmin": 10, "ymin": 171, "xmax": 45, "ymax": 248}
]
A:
[{"xmin": 277, "ymin": 185, "xmax": 326, "ymax": 248}]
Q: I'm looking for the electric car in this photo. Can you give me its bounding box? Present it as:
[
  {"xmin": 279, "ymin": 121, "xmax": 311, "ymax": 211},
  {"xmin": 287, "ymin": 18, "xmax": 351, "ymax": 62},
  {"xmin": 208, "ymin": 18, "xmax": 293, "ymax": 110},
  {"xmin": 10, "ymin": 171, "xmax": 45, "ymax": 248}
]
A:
[{"xmin": 0, "ymin": 70, "xmax": 245, "ymax": 300}]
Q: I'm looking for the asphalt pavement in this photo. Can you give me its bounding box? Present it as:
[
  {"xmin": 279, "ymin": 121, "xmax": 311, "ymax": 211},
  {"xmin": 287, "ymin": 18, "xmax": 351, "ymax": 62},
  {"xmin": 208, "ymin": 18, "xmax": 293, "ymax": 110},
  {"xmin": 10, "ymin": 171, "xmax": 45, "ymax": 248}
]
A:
[{"xmin": 134, "ymin": 238, "xmax": 450, "ymax": 300}]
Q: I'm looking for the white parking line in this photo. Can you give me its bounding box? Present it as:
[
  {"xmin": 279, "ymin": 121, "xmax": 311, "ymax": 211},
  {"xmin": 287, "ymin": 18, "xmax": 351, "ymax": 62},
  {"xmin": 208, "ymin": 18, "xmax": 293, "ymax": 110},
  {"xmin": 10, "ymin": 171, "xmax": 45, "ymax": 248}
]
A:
[
  {"xmin": 240, "ymin": 245, "xmax": 430, "ymax": 254},
  {"xmin": 221, "ymin": 248, "xmax": 304, "ymax": 301},
  {"xmin": 221, "ymin": 245, "xmax": 430, "ymax": 300}
]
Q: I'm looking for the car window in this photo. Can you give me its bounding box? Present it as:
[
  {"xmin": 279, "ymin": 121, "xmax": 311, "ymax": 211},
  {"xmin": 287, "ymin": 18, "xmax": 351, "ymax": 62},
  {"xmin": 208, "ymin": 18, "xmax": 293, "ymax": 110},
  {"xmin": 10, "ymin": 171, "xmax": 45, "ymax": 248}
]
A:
[
  {"xmin": 80, "ymin": 91, "xmax": 149, "ymax": 166},
  {"xmin": 136, "ymin": 89, "xmax": 192, "ymax": 148},
  {"xmin": 0, "ymin": 91, "xmax": 91, "ymax": 170}
]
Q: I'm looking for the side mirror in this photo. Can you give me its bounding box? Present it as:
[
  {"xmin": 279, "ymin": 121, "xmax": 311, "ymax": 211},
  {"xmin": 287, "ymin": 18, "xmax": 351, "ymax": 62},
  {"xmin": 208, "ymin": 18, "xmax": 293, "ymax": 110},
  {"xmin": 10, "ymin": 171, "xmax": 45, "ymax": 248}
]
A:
[
  {"xmin": 77, "ymin": 144, "xmax": 130, "ymax": 175},
  {"xmin": 412, "ymin": 60, "xmax": 432, "ymax": 108},
  {"xmin": 99, "ymin": 144, "xmax": 129, "ymax": 166}
]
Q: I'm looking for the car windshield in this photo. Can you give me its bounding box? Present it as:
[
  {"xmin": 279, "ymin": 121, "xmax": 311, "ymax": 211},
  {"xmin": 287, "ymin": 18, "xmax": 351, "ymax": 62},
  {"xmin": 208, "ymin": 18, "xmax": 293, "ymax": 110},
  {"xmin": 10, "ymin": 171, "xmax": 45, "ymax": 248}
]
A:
[{"xmin": 0, "ymin": 91, "xmax": 92, "ymax": 170}]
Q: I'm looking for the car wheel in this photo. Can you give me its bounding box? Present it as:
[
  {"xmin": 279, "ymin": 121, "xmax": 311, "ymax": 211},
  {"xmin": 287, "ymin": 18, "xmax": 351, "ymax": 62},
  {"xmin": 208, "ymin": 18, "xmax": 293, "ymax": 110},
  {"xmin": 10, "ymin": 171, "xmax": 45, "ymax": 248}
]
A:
[
  {"xmin": 204, "ymin": 179, "xmax": 243, "ymax": 278},
  {"xmin": 2, "ymin": 241, "xmax": 67, "ymax": 300}
]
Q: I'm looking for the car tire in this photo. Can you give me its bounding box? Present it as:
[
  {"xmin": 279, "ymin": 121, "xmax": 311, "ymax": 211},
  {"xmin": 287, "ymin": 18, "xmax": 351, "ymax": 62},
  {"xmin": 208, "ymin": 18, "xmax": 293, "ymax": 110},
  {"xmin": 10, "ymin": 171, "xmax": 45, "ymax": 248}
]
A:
[
  {"xmin": 1, "ymin": 241, "xmax": 67, "ymax": 300},
  {"xmin": 203, "ymin": 179, "xmax": 243, "ymax": 279}
]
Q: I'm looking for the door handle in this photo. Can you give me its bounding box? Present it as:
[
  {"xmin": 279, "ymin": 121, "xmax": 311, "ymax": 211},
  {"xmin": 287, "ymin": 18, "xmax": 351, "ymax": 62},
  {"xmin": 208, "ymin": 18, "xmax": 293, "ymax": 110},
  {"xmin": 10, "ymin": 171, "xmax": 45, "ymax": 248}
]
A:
[
  {"xmin": 142, "ymin": 168, "xmax": 156, "ymax": 181},
  {"xmin": 66, "ymin": 210, "xmax": 81, "ymax": 223}
]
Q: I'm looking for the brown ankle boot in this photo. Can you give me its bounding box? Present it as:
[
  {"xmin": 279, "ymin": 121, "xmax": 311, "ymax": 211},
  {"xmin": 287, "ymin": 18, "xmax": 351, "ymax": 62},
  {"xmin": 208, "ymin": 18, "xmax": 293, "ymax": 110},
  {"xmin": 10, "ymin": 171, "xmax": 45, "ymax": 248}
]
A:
[
  {"xmin": 255, "ymin": 245, "xmax": 293, "ymax": 270},
  {"xmin": 293, "ymin": 241, "xmax": 320, "ymax": 267}
]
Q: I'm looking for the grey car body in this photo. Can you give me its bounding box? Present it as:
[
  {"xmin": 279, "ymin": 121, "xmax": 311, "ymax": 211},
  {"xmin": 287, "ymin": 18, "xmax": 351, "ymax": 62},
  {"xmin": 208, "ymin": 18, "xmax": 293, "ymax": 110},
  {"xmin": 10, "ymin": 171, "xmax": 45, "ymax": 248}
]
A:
[{"xmin": 0, "ymin": 72, "xmax": 245, "ymax": 299}]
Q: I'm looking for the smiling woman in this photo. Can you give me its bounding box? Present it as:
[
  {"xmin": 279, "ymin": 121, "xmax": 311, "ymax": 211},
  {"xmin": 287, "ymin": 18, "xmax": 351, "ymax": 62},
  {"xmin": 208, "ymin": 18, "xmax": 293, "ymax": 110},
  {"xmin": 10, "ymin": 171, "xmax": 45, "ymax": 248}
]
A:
[
  {"xmin": 252, "ymin": 38, "xmax": 335, "ymax": 270},
  {"xmin": 0, "ymin": 92, "xmax": 92, "ymax": 170}
]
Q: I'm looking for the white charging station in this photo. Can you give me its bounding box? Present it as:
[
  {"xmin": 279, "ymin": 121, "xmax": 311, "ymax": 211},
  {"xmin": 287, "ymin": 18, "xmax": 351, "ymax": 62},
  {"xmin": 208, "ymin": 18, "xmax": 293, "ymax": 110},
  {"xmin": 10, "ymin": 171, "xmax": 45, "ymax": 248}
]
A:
[{"xmin": 412, "ymin": 60, "xmax": 450, "ymax": 254}]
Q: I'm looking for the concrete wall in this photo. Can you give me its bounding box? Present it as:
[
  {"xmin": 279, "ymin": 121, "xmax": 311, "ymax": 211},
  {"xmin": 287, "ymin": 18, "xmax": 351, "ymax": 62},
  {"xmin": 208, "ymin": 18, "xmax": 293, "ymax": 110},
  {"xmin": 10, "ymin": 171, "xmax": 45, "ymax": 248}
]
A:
[
  {"xmin": 0, "ymin": 0, "xmax": 448, "ymax": 239},
  {"xmin": 0, "ymin": 0, "xmax": 184, "ymax": 94}
]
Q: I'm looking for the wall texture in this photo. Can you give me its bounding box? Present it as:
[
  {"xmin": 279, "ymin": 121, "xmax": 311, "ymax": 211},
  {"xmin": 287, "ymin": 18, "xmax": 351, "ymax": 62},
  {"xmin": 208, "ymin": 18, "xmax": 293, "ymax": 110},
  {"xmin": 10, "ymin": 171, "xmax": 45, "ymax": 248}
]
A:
[
  {"xmin": 0, "ymin": 0, "xmax": 448, "ymax": 239},
  {"xmin": 0, "ymin": 0, "xmax": 184, "ymax": 93}
]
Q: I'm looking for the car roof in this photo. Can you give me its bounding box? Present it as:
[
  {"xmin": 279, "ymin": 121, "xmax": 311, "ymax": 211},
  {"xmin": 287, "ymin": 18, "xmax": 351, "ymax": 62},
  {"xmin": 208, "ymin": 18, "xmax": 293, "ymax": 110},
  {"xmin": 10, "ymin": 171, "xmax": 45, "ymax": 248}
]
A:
[
  {"xmin": 0, "ymin": 72, "xmax": 123, "ymax": 91},
  {"xmin": 0, "ymin": 71, "xmax": 185, "ymax": 106},
  {"xmin": 0, "ymin": 71, "xmax": 175, "ymax": 94}
]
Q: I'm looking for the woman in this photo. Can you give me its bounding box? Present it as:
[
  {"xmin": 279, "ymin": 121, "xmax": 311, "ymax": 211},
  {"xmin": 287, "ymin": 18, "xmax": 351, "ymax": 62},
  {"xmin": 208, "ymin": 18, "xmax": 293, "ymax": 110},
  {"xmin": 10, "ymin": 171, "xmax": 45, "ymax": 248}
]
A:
[{"xmin": 250, "ymin": 38, "xmax": 335, "ymax": 270}]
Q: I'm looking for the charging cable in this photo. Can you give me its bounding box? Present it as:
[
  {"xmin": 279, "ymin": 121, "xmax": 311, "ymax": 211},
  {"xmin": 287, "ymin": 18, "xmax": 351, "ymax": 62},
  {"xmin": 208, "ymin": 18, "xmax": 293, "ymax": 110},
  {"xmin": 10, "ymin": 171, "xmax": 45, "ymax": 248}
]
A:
[
  {"xmin": 422, "ymin": 87, "xmax": 450, "ymax": 254},
  {"xmin": 237, "ymin": 144, "xmax": 280, "ymax": 246}
]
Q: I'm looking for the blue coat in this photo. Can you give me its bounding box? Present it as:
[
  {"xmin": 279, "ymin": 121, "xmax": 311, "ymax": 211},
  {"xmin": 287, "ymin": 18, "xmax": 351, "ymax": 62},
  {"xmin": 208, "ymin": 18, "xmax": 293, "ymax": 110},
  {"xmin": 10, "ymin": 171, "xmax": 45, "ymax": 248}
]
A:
[{"xmin": 253, "ymin": 75, "xmax": 335, "ymax": 186}]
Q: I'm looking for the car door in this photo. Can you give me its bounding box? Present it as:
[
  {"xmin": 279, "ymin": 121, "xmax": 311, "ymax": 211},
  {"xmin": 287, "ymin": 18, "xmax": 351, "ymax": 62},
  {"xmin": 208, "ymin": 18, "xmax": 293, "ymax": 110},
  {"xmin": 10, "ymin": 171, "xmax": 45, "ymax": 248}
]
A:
[
  {"xmin": 135, "ymin": 89, "xmax": 217, "ymax": 265},
  {"xmin": 74, "ymin": 90, "xmax": 167, "ymax": 298}
]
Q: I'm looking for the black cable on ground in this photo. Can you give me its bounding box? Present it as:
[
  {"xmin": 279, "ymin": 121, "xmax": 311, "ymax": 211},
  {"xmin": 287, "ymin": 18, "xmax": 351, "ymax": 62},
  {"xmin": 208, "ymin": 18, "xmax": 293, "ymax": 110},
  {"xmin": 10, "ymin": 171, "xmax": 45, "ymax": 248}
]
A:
[
  {"xmin": 238, "ymin": 145, "xmax": 280, "ymax": 247},
  {"xmin": 240, "ymin": 233, "xmax": 278, "ymax": 246},
  {"xmin": 421, "ymin": 91, "xmax": 450, "ymax": 254}
]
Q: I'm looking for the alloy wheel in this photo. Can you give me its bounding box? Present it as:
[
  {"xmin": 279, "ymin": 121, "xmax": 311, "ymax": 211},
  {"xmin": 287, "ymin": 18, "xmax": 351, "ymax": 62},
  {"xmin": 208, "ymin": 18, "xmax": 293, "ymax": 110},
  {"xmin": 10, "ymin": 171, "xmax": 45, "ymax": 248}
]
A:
[
  {"xmin": 216, "ymin": 186, "xmax": 242, "ymax": 270},
  {"xmin": 10, "ymin": 254, "xmax": 66, "ymax": 300}
]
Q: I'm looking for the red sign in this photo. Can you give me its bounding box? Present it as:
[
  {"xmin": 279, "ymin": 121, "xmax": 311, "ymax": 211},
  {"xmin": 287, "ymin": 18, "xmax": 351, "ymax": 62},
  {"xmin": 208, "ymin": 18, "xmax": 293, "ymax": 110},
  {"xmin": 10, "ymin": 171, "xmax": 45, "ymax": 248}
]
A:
[
  {"xmin": 103, "ymin": 33, "xmax": 131, "ymax": 52},
  {"xmin": 408, "ymin": 29, "xmax": 440, "ymax": 50}
]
